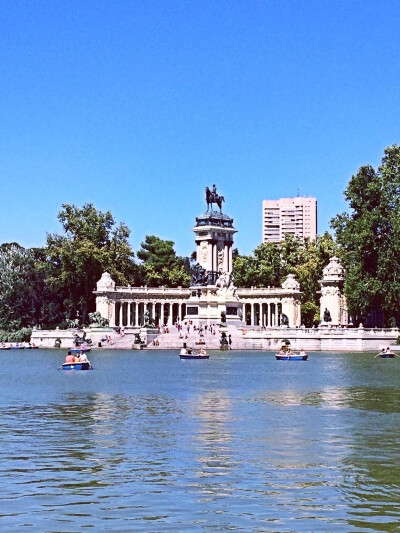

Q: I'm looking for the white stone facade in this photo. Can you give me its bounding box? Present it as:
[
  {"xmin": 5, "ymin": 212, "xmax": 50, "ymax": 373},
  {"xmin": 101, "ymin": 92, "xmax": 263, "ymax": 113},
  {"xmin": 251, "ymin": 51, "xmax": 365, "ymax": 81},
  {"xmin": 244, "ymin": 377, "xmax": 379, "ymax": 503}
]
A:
[{"xmin": 319, "ymin": 256, "xmax": 348, "ymax": 326}]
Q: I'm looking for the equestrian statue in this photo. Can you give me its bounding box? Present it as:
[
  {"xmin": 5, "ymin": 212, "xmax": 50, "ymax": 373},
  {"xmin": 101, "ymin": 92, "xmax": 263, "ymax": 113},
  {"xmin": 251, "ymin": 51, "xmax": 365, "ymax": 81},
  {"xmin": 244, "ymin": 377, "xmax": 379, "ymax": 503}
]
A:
[{"xmin": 205, "ymin": 184, "xmax": 225, "ymax": 213}]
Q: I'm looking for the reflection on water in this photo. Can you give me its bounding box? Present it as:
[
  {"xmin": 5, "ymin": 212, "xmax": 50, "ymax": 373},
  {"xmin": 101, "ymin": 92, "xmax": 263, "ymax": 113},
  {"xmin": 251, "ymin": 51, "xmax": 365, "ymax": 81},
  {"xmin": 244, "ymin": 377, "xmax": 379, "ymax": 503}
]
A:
[{"xmin": 0, "ymin": 350, "xmax": 400, "ymax": 531}]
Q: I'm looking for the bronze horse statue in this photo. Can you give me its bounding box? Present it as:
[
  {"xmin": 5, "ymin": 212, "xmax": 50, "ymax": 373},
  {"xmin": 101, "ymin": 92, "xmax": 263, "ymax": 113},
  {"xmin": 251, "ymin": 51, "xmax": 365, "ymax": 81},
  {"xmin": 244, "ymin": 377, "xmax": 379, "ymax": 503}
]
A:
[{"xmin": 205, "ymin": 187, "xmax": 225, "ymax": 213}]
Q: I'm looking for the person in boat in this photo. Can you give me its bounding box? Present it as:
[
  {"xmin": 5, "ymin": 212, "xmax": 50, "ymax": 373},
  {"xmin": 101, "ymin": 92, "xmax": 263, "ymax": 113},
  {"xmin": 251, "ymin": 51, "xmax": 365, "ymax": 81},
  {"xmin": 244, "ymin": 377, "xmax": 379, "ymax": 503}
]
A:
[
  {"xmin": 199, "ymin": 347, "xmax": 206, "ymax": 355},
  {"xmin": 74, "ymin": 353, "xmax": 81, "ymax": 362},
  {"xmin": 187, "ymin": 347, "xmax": 193, "ymax": 354},
  {"xmin": 386, "ymin": 347, "xmax": 393, "ymax": 354},
  {"xmin": 300, "ymin": 349, "xmax": 307, "ymax": 356},
  {"xmin": 80, "ymin": 352, "xmax": 88, "ymax": 362},
  {"xmin": 380, "ymin": 348, "xmax": 386, "ymax": 354},
  {"xmin": 65, "ymin": 351, "xmax": 74, "ymax": 363},
  {"xmin": 287, "ymin": 349, "xmax": 292, "ymax": 355}
]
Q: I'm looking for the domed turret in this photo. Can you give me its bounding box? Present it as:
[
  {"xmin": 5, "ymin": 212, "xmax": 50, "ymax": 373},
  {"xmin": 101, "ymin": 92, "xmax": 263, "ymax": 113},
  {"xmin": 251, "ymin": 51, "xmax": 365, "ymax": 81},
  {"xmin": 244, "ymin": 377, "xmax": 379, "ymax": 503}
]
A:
[
  {"xmin": 96, "ymin": 272, "xmax": 115, "ymax": 292},
  {"xmin": 281, "ymin": 273, "xmax": 300, "ymax": 291},
  {"xmin": 322, "ymin": 256, "xmax": 345, "ymax": 281}
]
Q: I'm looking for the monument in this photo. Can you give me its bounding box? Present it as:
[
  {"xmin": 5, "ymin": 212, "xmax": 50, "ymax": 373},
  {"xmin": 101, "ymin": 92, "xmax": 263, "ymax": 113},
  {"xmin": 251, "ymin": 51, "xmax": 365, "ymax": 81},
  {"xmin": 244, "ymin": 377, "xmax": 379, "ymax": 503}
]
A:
[
  {"xmin": 184, "ymin": 185, "xmax": 243, "ymax": 325},
  {"xmin": 319, "ymin": 256, "xmax": 348, "ymax": 326}
]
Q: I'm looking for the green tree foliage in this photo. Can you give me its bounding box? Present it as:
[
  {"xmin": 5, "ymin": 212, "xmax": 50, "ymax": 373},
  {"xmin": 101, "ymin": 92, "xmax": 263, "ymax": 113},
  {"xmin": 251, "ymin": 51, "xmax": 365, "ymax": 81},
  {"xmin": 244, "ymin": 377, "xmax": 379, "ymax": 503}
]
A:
[
  {"xmin": 331, "ymin": 144, "xmax": 400, "ymax": 326},
  {"xmin": 137, "ymin": 235, "xmax": 191, "ymax": 287},
  {"xmin": 233, "ymin": 233, "xmax": 336, "ymax": 326},
  {"xmin": 0, "ymin": 245, "xmax": 45, "ymax": 329},
  {"xmin": 45, "ymin": 203, "xmax": 138, "ymax": 323}
]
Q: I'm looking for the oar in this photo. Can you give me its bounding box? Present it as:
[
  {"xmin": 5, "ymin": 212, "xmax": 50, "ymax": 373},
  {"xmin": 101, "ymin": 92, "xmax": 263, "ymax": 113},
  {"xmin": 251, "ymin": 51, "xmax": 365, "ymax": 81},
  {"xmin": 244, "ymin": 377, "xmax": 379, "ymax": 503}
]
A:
[{"xmin": 374, "ymin": 353, "xmax": 381, "ymax": 358}]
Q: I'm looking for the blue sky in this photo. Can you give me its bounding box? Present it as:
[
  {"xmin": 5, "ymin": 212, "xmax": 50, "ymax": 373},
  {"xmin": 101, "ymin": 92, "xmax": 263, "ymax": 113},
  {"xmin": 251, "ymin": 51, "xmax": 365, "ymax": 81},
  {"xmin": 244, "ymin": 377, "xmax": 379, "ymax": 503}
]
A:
[{"xmin": 1, "ymin": 0, "xmax": 399, "ymax": 257}]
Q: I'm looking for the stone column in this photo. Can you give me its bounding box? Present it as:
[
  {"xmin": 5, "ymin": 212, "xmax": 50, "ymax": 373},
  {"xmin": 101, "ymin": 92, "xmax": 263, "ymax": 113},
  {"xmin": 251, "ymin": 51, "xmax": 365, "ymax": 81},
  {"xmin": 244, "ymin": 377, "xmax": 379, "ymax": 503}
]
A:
[
  {"xmin": 127, "ymin": 302, "xmax": 131, "ymax": 326},
  {"xmin": 229, "ymin": 244, "xmax": 233, "ymax": 274},
  {"xmin": 213, "ymin": 244, "xmax": 217, "ymax": 273},
  {"xmin": 207, "ymin": 243, "xmax": 213, "ymax": 271},
  {"xmin": 179, "ymin": 303, "xmax": 183, "ymax": 322},
  {"xmin": 161, "ymin": 303, "xmax": 165, "ymax": 326},
  {"xmin": 134, "ymin": 302, "xmax": 138, "ymax": 326},
  {"xmin": 110, "ymin": 301, "xmax": 116, "ymax": 327},
  {"xmin": 224, "ymin": 243, "xmax": 229, "ymax": 271},
  {"xmin": 251, "ymin": 302, "xmax": 255, "ymax": 326},
  {"xmin": 119, "ymin": 302, "xmax": 123, "ymax": 327}
]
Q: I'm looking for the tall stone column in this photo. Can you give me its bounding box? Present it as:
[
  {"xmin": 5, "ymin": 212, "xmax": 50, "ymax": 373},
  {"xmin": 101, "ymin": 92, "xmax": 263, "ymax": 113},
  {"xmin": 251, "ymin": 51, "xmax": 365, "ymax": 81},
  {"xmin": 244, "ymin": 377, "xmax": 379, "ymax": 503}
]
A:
[
  {"xmin": 110, "ymin": 301, "xmax": 116, "ymax": 327},
  {"xmin": 229, "ymin": 244, "xmax": 233, "ymax": 273},
  {"xmin": 211, "ymin": 243, "xmax": 218, "ymax": 271},
  {"xmin": 119, "ymin": 302, "xmax": 123, "ymax": 327},
  {"xmin": 127, "ymin": 302, "xmax": 131, "ymax": 326},
  {"xmin": 251, "ymin": 302, "xmax": 255, "ymax": 326},
  {"xmin": 161, "ymin": 303, "xmax": 165, "ymax": 326},
  {"xmin": 224, "ymin": 243, "xmax": 229, "ymax": 271},
  {"xmin": 135, "ymin": 303, "xmax": 138, "ymax": 326},
  {"xmin": 207, "ymin": 243, "xmax": 213, "ymax": 271}
]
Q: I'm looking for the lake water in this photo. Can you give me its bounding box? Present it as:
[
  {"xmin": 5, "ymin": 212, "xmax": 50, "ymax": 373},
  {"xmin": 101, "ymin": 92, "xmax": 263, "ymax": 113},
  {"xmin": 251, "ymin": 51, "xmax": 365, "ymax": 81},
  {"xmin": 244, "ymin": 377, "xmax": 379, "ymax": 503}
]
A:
[{"xmin": 1, "ymin": 349, "xmax": 400, "ymax": 532}]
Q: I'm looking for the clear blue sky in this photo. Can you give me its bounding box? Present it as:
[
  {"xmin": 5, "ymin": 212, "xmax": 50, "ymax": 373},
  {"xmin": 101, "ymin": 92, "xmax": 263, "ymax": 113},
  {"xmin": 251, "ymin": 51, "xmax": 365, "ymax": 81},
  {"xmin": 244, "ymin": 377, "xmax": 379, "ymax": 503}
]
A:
[{"xmin": 1, "ymin": 0, "xmax": 399, "ymax": 257}]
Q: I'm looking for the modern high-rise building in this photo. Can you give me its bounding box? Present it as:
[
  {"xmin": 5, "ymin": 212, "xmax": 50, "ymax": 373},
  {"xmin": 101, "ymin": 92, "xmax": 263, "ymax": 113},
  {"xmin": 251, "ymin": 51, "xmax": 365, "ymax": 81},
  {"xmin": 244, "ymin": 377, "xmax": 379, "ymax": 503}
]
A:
[{"xmin": 262, "ymin": 196, "xmax": 317, "ymax": 243}]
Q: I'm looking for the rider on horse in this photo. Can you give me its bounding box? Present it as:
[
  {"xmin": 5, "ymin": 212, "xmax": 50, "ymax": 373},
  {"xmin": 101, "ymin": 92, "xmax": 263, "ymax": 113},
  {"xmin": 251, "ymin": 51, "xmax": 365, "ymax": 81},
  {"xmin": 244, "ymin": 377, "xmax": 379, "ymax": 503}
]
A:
[{"xmin": 206, "ymin": 185, "xmax": 225, "ymax": 213}]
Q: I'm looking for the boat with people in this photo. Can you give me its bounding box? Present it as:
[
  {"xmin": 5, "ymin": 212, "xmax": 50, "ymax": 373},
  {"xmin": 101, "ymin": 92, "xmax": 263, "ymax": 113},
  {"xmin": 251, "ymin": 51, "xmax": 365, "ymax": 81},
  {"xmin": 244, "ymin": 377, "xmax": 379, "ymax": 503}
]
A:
[
  {"xmin": 375, "ymin": 348, "xmax": 397, "ymax": 359},
  {"xmin": 60, "ymin": 351, "xmax": 93, "ymax": 370},
  {"xmin": 179, "ymin": 346, "xmax": 209, "ymax": 360},
  {"xmin": 70, "ymin": 347, "xmax": 91, "ymax": 354},
  {"xmin": 1, "ymin": 342, "xmax": 39, "ymax": 350},
  {"xmin": 276, "ymin": 349, "xmax": 308, "ymax": 361}
]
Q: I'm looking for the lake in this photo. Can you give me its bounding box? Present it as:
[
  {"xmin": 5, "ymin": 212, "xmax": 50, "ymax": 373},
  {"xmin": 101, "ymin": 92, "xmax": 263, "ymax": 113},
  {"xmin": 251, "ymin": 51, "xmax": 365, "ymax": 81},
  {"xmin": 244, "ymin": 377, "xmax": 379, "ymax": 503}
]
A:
[{"xmin": 1, "ymin": 349, "xmax": 400, "ymax": 532}]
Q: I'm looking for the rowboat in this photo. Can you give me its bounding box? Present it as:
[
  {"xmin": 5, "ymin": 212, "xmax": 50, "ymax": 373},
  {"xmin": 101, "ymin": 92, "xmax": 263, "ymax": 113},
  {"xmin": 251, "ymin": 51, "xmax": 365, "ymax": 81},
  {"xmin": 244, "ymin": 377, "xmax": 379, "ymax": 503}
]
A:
[
  {"xmin": 71, "ymin": 347, "xmax": 91, "ymax": 354},
  {"xmin": 61, "ymin": 361, "xmax": 93, "ymax": 370},
  {"xmin": 275, "ymin": 353, "xmax": 308, "ymax": 361},
  {"xmin": 179, "ymin": 348, "xmax": 209, "ymax": 360}
]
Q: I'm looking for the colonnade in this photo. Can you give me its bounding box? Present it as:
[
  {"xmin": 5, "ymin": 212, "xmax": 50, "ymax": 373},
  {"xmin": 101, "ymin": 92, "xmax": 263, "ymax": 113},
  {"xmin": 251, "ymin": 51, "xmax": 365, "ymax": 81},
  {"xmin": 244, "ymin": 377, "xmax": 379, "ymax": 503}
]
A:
[
  {"xmin": 243, "ymin": 301, "xmax": 282, "ymax": 327},
  {"xmin": 112, "ymin": 300, "xmax": 187, "ymax": 327}
]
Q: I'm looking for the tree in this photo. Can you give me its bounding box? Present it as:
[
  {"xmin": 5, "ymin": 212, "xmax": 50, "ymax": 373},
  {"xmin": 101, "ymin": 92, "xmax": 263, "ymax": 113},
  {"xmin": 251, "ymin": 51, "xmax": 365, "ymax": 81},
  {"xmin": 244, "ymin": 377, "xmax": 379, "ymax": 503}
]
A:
[
  {"xmin": 0, "ymin": 245, "xmax": 46, "ymax": 329},
  {"xmin": 232, "ymin": 242, "xmax": 282, "ymax": 288},
  {"xmin": 331, "ymin": 144, "xmax": 400, "ymax": 326},
  {"xmin": 137, "ymin": 235, "xmax": 191, "ymax": 287},
  {"xmin": 233, "ymin": 233, "xmax": 337, "ymax": 326},
  {"xmin": 45, "ymin": 203, "xmax": 138, "ymax": 323}
]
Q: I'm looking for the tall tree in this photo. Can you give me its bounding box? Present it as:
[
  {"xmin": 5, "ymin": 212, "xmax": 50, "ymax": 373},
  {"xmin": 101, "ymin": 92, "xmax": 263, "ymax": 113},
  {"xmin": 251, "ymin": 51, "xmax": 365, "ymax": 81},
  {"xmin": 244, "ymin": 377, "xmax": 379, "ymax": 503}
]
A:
[
  {"xmin": 0, "ymin": 245, "xmax": 46, "ymax": 329},
  {"xmin": 137, "ymin": 235, "xmax": 191, "ymax": 287},
  {"xmin": 45, "ymin": 203, "xmax": 138, "ymax": 323},
  {"xmin": 331, "ymin": 144, "xmax": 400, "ymax": 326}
]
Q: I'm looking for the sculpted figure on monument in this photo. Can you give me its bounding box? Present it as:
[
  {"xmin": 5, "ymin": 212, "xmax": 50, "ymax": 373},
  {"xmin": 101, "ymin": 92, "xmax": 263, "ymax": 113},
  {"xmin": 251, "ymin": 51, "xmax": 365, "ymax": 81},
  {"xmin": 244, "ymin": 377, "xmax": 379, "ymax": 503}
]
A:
[
  {"xmin": 220, "ymin": 310, "xmax": 227, "ymax": 325},
  {"xmin": 88, "ymin": 311, "xmax": 109, "ymax": 328},
  {"xmin": 143, "ymin": 310, "xmax": 155, "ymax": 327},
  {"xmin": 205, "ymin": 185, "xmax": 225, "ymax": 213},
  {"xmin": 323, "ymin": 308, "xmax": 332, "ymax": 322},
  {"xmin": 280, "ymin": 313, "xmax": 289, "ymax": 326},
  {"xmin": 216, "ymin": 270, "xmax": 237, "ymax": 298},
  {"xmin": 191, "ymin": 263, "xmax": 208, "ymax": 286}
]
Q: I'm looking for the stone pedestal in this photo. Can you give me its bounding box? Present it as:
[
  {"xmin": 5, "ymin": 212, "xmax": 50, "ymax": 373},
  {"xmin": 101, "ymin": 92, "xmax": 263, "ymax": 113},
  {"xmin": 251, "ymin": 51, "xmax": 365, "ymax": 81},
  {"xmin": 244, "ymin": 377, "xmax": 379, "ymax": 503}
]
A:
[{"xmin": 184, "ymin": 285, "xmax": 244, "ymax": 326}]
